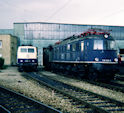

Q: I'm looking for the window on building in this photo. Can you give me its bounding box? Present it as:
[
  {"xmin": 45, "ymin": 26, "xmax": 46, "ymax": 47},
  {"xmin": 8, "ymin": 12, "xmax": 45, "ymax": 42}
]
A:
[
  {"xmin": 0, "ymin": 54, "xmax": 2, "ymax": 57},
  {"xmin": 0, "ymin": 41, "xmax": 2, "ymax": 48}
]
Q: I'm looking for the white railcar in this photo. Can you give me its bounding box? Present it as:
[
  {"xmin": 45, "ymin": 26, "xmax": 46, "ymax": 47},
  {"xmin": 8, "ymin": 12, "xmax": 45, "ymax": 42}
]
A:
[{"xmin": 17, "ymin": 46, "xmax": 38, "ymax": 71}]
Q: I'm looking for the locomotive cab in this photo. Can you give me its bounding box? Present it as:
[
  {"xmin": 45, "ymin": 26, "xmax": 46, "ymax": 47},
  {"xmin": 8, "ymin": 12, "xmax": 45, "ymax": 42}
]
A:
[
  {"xmin": 81, "ymin": 34, "xmax": 118, "ymax": 62},
  {"xmin": 93, "ymin": 35, "xmax": 117, "ymax": 62},
  {"xmin": 81, "ymin": 34, "xmax": 118, "ymax": 80}
]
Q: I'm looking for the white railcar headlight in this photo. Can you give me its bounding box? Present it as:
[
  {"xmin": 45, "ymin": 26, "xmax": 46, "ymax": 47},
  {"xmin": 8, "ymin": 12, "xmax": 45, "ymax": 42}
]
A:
[
  {"xmin": 32, "ymin": 60, "xmax": 35, "ymax": 62},
  {"xmin": 114, "ymin": 58, "xmax": 118, "ymax": 62},
  {"xmin": 20, "ymin": 60, "xmax": 23, "ymax": 62},
  {"xmin": 95, "ymin": 58, "xmax": 99, "ymax": 61}
]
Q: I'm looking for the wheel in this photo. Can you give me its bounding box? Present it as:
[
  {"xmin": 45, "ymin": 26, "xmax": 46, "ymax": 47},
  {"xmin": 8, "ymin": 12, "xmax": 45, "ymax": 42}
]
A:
[{"xmin": 18, "ymin": 67, "xmax": 23, "ymax": 72}]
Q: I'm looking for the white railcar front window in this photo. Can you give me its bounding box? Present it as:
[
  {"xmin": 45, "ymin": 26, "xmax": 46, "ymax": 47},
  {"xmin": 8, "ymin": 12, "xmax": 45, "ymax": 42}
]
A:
[
  {"xmin": 20, "ymin": 48, "xmax": 27, "ymax": 52},
  {"xmin": 28, "ymin": 48, "xmax": 34, "ymax": 53},
  {"xmin": 94, "ymin": 40, "xmax": 103, "ymax": 50}
]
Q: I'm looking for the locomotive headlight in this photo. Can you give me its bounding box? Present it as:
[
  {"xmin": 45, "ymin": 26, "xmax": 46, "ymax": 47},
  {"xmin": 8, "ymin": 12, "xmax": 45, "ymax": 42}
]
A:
[
  {"xmin": 95, "ymin": 58, "xmax": 99, "ymax": 61},
  {"xmin": 104, "ymin": 34, "xmax": 108, "ymax": 38},
  {"xmin": 114, "ymin": 58, "xmax": 118, "ymax": 62}
]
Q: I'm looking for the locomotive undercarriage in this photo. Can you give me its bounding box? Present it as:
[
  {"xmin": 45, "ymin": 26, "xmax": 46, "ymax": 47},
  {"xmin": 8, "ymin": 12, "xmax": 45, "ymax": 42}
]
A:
[
  {"xmin": 48, "ymin": 62, "xmax": 117, "ymax": 81},
  {"xmin": 18, "ymin": 63, "xmax": 38, "ymax": 72}
]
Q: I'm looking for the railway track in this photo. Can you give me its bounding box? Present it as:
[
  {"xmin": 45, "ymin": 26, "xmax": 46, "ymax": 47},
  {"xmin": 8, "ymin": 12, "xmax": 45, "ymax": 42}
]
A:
[
  {"xmin": 25, "ymin": 72, "xmax": 124, "ymax": 113},
  {"xmin": 0, "ymin": 86, "xmax": 61, "ymax": 113},
  {"xmin": 82, "ymin": 79, "xmax": 124, "ymax": 93},
  {"xmin": 114, "ymin": 74, "xmax": 124, "ymax": 81},
  {"xmin": 55, "ymin": 72, "xmax": 124, "ymax": 93}
]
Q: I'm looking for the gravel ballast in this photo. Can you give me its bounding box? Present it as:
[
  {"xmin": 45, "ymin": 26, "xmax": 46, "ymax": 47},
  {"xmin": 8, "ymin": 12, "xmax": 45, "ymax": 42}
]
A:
[
  {"xmin": 0, "ymin": 67, "xmax": 86, "ymax": 113},
  {"xmin": 0, "ymin": 67, "xmax": 124, "ymax": 112},
  {"xmin": 40, "ymin": 71, "xmax": 124, "ymax": 103}
]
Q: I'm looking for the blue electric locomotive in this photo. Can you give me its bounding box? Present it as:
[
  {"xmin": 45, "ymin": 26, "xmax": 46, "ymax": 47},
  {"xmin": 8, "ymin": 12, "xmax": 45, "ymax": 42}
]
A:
[{"xmin": 43, "ymin": 29, "xmax": 118, "ymax": 81}]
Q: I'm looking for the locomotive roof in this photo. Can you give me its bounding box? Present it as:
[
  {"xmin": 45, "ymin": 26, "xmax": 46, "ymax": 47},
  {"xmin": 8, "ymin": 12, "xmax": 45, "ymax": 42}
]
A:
[
  {"xmin": 18, "ymin": 46, "xmax": 36, "ymax": 48},
  {"xmin": 53, "ymin": 34, "xmax": 114, "ymax": 47},
  {"xmin": 53, "ymin": 29, "xmax": 114, "ymax": 47}
]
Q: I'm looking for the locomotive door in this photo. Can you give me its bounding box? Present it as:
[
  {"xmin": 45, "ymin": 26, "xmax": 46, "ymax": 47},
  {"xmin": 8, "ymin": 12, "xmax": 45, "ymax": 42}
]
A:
[
  {"xmin": 85, "ymin": 41, "xmax": 88, "ymax": 60},
  {"xmin": 81, "ymin": 41, "xmax": 85, "ymax": 60},
  {"xmin": 81, "ymin": 41, "xmax": 90, "ymax": 61}
]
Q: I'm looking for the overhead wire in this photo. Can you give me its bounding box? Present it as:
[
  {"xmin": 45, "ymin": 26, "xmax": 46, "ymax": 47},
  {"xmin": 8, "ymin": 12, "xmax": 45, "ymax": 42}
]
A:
[{"xmin": 45, "ymin": 0, "xmax": 73, "ymax": 21}]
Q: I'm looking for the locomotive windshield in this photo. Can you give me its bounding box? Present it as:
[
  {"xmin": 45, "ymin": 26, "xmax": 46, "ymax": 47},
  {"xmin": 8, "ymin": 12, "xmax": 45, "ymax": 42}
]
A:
[
  {"xmin": 94, "ymin": 40, "xmax": 103, "ymax": 50},
  {"xmin": 94, "ymin": 40, "xmax": 116, "ymax": 50},
  {"xmin": 104, "ymin": 40, "xmax": 116, "ymax": 50}
]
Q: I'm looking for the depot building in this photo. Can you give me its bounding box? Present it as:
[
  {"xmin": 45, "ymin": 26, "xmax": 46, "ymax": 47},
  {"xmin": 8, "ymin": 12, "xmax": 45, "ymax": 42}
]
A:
[{"xmin": 0, "ymin": 22, "xmax": 124, "ymax": 65}]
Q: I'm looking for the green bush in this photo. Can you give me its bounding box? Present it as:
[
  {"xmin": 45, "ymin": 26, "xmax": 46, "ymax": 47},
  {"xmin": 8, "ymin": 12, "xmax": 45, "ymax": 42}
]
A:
[{"xmin": 0, "ymin": 57, "xmax": 4, "ymax": 69}]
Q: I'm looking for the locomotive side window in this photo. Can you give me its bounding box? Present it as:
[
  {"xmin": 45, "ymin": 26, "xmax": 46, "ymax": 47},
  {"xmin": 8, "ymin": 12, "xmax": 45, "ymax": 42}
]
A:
[
  {"xmin": 94, "ymin": 40, "xmax": 103, "ymax": 50},
  {"xmin": 63, "ymin": 45, "xmax": 66, "ymax": 52},
  {"xmin": 81, "ymin": 41, "xmax": 84, "ymax": 51},
  {"xmin": 57, "ymin": 47, "xmax": 59, "ymax": 59},
  {"xmin": 28, "ymin": 48, "xmax": 34, "ymax": 53},
  {"xmin": 72, "ymin": 43, "xmax": 76, "ymax": 51},
  {"xmin": 20, "ymin": 48, "xmax": 27, "ymax": 53},
  {"xmin": 53, "ymin": 48, "xmax": 56, "ymax": 59},
  {"xmin": 66, "ymin": 53, "xmax": 70, "ymax": 60},
  {"xmin": 76, "ymin": 42, "xmax": 80, "ymax": 51}
]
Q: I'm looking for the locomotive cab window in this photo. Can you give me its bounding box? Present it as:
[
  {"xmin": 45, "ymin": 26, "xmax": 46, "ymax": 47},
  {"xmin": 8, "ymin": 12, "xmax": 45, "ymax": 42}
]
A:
[
  {"xmin": 94, "ymin": 40, "xmax": 103, "ymax": 50},
  {"xmin": 28, "ymin": 48, "xmax": 34, "ymax": 53},
  {"xmin": 104, "ymin": 40, "xmax": 116, "ymax": 50}
]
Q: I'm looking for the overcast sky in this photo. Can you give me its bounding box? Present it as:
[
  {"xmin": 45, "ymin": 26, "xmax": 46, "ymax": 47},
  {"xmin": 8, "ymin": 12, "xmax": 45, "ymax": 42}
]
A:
[{"xmin": 0, "ymin": 0, "xmax": 124, "ymax": 29}]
